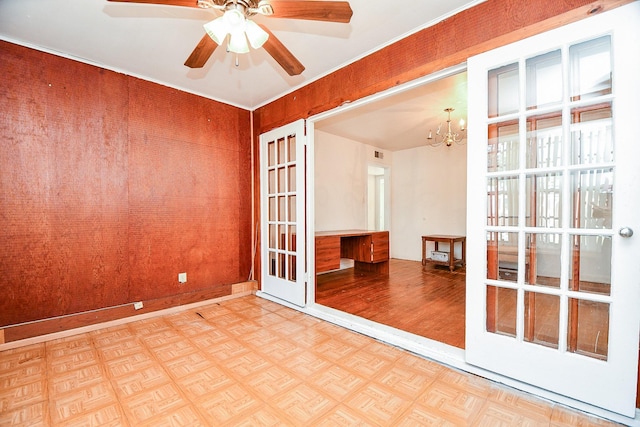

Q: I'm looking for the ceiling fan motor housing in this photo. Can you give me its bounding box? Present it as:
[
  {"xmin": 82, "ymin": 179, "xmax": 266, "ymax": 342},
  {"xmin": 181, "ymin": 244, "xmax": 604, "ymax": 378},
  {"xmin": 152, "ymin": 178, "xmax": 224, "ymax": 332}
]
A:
[{"xmin": 197, "ymin": 0, "xmax": 274, "ymax": 17}]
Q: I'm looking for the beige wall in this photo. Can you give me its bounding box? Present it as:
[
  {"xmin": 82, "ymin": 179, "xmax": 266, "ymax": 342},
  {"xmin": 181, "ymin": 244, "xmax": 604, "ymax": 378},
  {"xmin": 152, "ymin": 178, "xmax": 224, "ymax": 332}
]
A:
[{"xmin": 314, "ymin": 130, "xmax": 466, "ymax": 261}]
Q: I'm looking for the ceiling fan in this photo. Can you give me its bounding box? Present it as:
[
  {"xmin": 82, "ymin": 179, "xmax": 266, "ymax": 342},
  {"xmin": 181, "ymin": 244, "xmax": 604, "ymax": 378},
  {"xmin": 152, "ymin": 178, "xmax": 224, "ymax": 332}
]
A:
[{"xmin": 107, "ymin": 0, "xmax": 353, "ymax": 76}]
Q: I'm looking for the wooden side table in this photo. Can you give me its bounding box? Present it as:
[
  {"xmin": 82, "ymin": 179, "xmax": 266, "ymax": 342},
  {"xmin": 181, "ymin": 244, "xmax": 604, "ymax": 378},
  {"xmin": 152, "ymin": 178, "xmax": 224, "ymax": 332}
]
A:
[{"xmin": 421, "ymin": 235, "xmax": 466, "ymax": 271}]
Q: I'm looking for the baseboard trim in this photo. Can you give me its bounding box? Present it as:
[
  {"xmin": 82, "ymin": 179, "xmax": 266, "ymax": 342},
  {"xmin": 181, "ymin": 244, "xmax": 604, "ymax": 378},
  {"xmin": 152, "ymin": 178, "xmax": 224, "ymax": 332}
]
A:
[{"xmin": 0, "ymin": 281, "xmax": 257, "ymax": 351}]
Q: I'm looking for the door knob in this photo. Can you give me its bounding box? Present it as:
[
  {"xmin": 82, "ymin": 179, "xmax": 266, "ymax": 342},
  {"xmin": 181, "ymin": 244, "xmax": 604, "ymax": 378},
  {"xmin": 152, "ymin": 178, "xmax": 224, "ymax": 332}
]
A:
[{"xmin": 619, "ymin": 227, "xmax": 634, "ymax": 238}]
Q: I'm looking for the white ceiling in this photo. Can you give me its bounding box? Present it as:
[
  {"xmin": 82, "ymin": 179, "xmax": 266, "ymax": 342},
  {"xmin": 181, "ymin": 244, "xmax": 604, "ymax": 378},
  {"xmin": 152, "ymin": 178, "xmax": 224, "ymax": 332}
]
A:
[
  {"xmin": 315, "ymin": 71, "xmax": 467, "ymax": 151},
  {"xmin": 0, "ymin": 0, "xmax": 476, "ymax": 151}
]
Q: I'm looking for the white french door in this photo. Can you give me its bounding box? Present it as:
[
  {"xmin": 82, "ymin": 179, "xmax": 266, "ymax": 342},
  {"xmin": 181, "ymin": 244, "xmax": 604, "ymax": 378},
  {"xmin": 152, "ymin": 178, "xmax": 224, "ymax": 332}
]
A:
[
  {"xmin": 259, "ymin": 120, "xmax": 306, "ymax": 307},
  {"xmin": 466, "ymin": 3, "xmax": 640, "ymax": 417}
]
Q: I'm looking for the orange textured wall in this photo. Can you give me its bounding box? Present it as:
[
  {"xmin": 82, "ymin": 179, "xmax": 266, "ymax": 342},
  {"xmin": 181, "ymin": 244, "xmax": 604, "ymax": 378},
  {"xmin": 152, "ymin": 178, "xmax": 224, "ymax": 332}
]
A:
[
  {"xmin": 0, "ymin": 42, "xmax": 252, "ymax": 327},
  {"xmin": 253, "ymin": 0, "xmax": 631, "ymax": 133}
]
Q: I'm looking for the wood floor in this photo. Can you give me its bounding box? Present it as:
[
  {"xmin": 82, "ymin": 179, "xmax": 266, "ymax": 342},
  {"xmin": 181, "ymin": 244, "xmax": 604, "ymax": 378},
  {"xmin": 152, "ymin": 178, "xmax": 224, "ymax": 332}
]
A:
[{"xmin": 316, "ymin": 258, "xmax": 466, "ymax": 348}]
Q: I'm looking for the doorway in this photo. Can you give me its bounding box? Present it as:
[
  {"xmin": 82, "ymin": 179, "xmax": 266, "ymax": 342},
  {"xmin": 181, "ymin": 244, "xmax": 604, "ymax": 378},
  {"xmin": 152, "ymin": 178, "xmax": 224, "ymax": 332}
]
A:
[
  {"xmin": 367, "ymin": 165, "xmax": 389, "ymax": 232},
  {"xmin": 311, "ymin": 66, "xmax": 468, "ymax": 349}
]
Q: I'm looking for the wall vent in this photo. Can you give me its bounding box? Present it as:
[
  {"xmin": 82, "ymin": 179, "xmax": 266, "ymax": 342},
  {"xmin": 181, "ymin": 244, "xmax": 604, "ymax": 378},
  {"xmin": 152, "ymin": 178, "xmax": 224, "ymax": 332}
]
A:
[{"xmin": 374, "ymin": 151, "xmax": 384, "ymax": 159}]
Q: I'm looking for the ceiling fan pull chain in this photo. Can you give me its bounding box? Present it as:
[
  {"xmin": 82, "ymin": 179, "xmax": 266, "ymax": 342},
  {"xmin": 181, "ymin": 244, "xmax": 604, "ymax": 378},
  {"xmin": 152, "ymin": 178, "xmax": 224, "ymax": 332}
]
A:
[{"xmin": 235, "ymin": 54, "xmax": 239, "ymax": 67}]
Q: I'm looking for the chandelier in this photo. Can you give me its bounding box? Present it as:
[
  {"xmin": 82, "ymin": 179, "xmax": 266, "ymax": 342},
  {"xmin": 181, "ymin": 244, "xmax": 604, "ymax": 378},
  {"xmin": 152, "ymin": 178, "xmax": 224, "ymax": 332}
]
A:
[{"xmin": 427, "ymin": 108, "xmax": 466, "ymax": 147}]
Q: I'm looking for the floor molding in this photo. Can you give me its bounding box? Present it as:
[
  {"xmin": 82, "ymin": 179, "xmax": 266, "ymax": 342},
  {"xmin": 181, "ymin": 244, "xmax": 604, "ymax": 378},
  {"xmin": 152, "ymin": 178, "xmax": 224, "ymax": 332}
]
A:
[{"xmin": 0, "ymin": 281, "xmax": 257, "ymax": 351}]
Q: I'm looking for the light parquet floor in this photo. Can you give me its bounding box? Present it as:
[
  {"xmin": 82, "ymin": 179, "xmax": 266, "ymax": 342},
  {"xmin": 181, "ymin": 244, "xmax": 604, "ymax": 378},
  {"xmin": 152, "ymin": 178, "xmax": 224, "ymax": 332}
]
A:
[{"xmin": 0, "ymin": 295, "xmax": 621, "ymax": 426}]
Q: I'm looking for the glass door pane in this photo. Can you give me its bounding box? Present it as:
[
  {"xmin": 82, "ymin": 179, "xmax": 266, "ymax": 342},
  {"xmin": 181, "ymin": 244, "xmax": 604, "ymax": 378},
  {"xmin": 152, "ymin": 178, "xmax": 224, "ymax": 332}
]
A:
[
  {"xmin": 267, "ymin": 136, "xmax": 298, "ymax": 283},
  {"xmin": 484, "ymin": 34, "xmax": 614, "ymax": 360}
]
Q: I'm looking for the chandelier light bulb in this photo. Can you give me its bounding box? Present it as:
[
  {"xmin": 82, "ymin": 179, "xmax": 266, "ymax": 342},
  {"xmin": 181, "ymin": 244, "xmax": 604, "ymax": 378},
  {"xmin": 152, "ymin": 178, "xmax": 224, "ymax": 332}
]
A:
[{"xmin": 427, "ymin": 108, "xmax": 466, "ymax": 147}]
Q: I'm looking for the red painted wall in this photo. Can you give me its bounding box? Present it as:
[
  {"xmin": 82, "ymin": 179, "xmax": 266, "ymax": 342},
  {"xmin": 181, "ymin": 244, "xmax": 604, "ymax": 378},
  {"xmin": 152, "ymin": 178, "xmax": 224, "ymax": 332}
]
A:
[{"xmin": 0, "ymin": 42, "xmax": 252, "ymax": 327}]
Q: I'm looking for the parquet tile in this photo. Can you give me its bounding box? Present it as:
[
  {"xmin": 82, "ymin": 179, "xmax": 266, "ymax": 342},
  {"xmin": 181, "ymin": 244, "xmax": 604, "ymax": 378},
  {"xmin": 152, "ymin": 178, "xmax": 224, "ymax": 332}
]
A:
[
  {"xmin": 49, "ymin": 382, "xmax": 119, "ymax": 424},
  {"xmin": 308, "ymin": 365, "xmax": 367, "ymax": 399},
  {"xmin": 1, "ymin": 362, "xmax": 45, "ymax": 389},
  {"xmin": 345, "ymin": 382, "xmax": 413, "ymax": 425},
  {"xmin": 49, "ymin": 364, "xmax": 104, "ymax": 395},
  {"xmin": 361, "ymin": 339, "xmax": 406, "ymax": 361},
  {"xmin": 94, "ymin": 338, "xmax": 146, "ymax": 361},
  {"xmin": 230, "ymin": 405, "xmax": 286, "ymax": 427},
  {"xmin": 110, "ymin": 364, "xmax": 171, "ymax": 397},
  {"xmin": 0, "ymin": 401, "xmax": 49, "ymax": 427},
  {"xmin": 163, "ymin": 352, "xmax": 211, "ymax": 379},
  {"xmin": 312, "ymin": 337, "xmax": 361, "ymax": 362},
  {"xmin": 413, "ymin": 380, "xmax": 487, "ymax": 425},
  {"xmin": 340, "ymin": 349, "xmax": 394, "ymax": 378},
  {"xmin": 0, "ymin": 295, "xmax": 625, "ymax": 426},
  {"xmin": 194, "ymin": 383, "xmax": 262, "ymax": 424},
  {"xmin": 0, "ymin": 378, "xmax": 46, "ymax": 413},
  {"xmin": 273, "ymin": 383, "xmax": 336, "ymax": 423},
  {"xmin": 174, "ymin": 366, "xmax": 233, "ymax": 399},
  {"xmin": 473, "ymin": 400, "xmax": 550, "ymax": 426},
  {"xmin": 150, "ymin": 340, "xmax": 198, "ymax": 363},
  {"xmin": 314, "ymin": 404, "xmax": 377, "ymax": 427},
  {"xmin": 91, "ymin": 326, "xmax": 137, "ymax": 349},
  {"xmin": 286, "ymin": 351, "xmax": 332, "ymax": 378},
  {"xmin": 395, "ymin": 402, "xmax": 460, "ymax": 427},
  {"xmin": 55, "ymin": 403, "xmax": 126, "ymax": 427},
  {"xmin": 243, "ymin": 366, "xmax": 300, "ymax": 398},
  {"xmin": 103, "ymin": 352, "xmax": 155, "ymax": 378},
  {"xmin": 198, "ymin": 337, "xmax": 249, "ymax": 361},
  {"xmin": 375, "ymin": 362, "xmax": 437, "ymax": 399},
  {"xmin": 134, "ymin": 404, "xmax": 205, "ymax": 427},
  {"xmin": 224, "ymin": 351, "xmax": 274, "ymax": 378},
  {"xmin": 256, "ymin": 337, "xmax": 303, "ymax": 362},
  {"xmin": 121, "ymin": 382, "xmax": 189, "ymax": 423}
]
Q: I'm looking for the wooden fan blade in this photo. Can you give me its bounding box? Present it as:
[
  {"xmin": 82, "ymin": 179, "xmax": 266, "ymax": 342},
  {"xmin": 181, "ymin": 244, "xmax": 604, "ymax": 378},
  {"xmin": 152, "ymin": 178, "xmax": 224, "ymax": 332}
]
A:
[
  {"xmin": 184, "ymin": 34, "xmax": 218, "ymax": 68},
  {"xmin": 260, "ymin": 25, "xmax": 305, "ymax": 76},
  {"xmin": 107, "ymin": 0, "xmax": 198, "ymax": 7},
  {"xmin": 268, "ymin": 1, "xmax": 353, "ymax": 23}
]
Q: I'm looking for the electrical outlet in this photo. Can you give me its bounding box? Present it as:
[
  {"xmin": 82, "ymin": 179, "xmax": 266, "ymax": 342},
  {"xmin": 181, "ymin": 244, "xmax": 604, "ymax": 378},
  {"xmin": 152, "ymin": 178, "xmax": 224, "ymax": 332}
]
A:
[
  {"xmin": 178, "ymin": 272, "xmax": 187, "ymax": 283},
  {"xmin": 133, "ymin": 301, "xmax": 143, "ymax": 310}
]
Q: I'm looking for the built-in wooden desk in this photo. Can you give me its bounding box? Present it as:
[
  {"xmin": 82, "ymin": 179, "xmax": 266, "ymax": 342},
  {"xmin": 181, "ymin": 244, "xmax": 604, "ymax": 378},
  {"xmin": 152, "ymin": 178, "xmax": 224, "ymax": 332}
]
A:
[
  {"xmin": 315, "ymin": 230, "xmax": 389, "ymax": 274},
  {"xmin": 422, "ymin": 235, "xmax": 466, "ymax": 272}
]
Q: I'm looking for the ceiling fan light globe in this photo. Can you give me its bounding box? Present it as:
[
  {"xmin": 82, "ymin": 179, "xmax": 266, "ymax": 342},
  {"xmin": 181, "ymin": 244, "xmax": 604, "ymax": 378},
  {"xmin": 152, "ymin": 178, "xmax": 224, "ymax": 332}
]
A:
[
  {"xmin": 224, "ymin": 9, "xmax": 246, "ymax": 31},
  {"xmin": 245, "ymin": 20, "xmax": 269, "ymax": 49},
  {"xmin": 228, "ymin": 31, "xmax": 250, "ymax": 54},
  {"xmin": 203, "ymin": 17, "xmax": 228, "ymax": 45}
]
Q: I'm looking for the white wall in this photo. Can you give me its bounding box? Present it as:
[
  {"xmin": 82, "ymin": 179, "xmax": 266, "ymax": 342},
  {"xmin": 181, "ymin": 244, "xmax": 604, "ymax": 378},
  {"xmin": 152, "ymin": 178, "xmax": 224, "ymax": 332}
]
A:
[
  {"xmin": 391, "ymin": 144, "xmax": 467, "ymax": 261},
  {"xmin": 315, "ymin": 129, "xmax": 467, "ymax": 262},
  {"xmin": 314, "ymin": 130, "xmax": 391, "ymax": 231}
]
